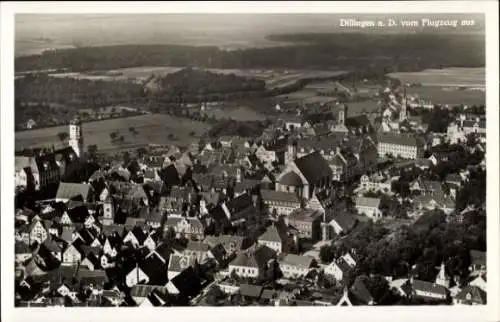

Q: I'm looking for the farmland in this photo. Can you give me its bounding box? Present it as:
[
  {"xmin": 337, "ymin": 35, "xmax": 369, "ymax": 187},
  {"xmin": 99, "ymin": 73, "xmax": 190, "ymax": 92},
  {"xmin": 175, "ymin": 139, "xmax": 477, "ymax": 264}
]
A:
[
  {"xmin": 41, "ymin": 67, "xmax": 348, "ymax": 90},
  {"xmin": 387, "ymin": 67, "xmax": 485, "ymax": 88},
  {"xmin": 15, "ymin": 114, "xmax": 211, "ymax": 153},
  {"xmin": 406, "ymin": 86, "xmax": 485, "ymax": 106}
]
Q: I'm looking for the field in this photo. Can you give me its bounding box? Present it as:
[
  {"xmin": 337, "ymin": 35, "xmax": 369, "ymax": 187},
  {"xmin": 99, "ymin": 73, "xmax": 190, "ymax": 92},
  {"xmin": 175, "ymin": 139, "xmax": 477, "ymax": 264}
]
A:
[
  {"xmin": 15, "ymin": 114, "xmax": 211, "ymax": 153},
  {"xmin": 387, "ymin": 67, "xmax": 485, "ymax": 88},
  {"xmin": 406, "ymin": 86, "xmax": 485, "ymax": 106},
  {"xmin": 42, "ymin": 67, "xmax": 348, "ymax": 90}
]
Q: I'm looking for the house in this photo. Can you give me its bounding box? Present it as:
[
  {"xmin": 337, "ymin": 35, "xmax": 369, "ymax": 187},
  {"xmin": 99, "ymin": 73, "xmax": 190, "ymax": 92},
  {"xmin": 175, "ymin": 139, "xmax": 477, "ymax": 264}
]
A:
[
  {"xmin": 203, "ymin": 235, "xmax": 253, "ymax": 255},
  {"xmin": 61, "ymin": 242, "xmax": 83, "ymax": 265},
  {"xmin": 260, "ymin": 189, "xmax": 301, "ymax": 217},
  {"xmin": 469, "ymin": 250, "xmax": 486, "ymax": 275},
  {"xmin": 377, "ymin": 133, "xmax": 424, "ymax": 159},
  {"xmin": 131, "ymin": 285, "xmax": 167, "ymax": 306},
  {"xmin": 279, "ymin": 254, "xmax": 316, "ymax": 279},
  {"xmin": 336, "ymin": 278, "xmax": 375, "ymax": 306},
  {"xmin": 357, "ymin": 173, "xmax": 393, "ymax": 194},
  {"xmin": 125, "ymin": 264, "xmax": 150, "ymax": 288},
  {"xmin": 469, "ymin": 273, "xmax": 487, "ymax": 292},
  {"xmin": 286, "ymin": 208, "xmax": 322, "ymax": 241},
  {"xmin": 228, "ymin": 245, "xmax": 276, "ymax": 279},
  {"xmin": 328, "ymin": 148, "xmax": 358, "ymax": 182},
  {"xmin": 322, "ymin": 210, "xmax": 357, "ymax": 240},
  {"xmin": 453, "ymin": 285, "xmax": 486, "ymax": 305},
  {"xmin": 239, "ymin": 283, "xmax": 264, "ymax": 302},
  {"xmin": 413, "ymin": 195, "xmax": 455, "ymax": 215},
  {"xmin": 324, "ymin": 257, "xmax": 353, "ymax": 281},
  {"xmin": 15, "ymin": 240, "xmax": 32, "ymax": 263},
  {"xmin": 164, "ymin": 214, "xmax": 205, "ymax": 241},
  {"xmin": 165, "ymin": 266, "xmax": 203, "ymax": 301},
  {"xmin": 183, "ymin": 241, "xmax": 210, "ymax": 263},
  {"xmin": 168, "ymin": 254, "xmax": 197, "ymax": 280},
  {"xmin": 55, "ymin": 182, "xmax": 92, "ymax": 203},
  {"xmin": 224, "ymin": 193, "xmax": 257, "ymax": 226},
  {"xmin": 277, "ymin": 151, "xmax": 332, "ymax": 201},
  {"xmin": 138, "ymin": 207, "xmax": 163, "ymax": 229},
  {"xmin": 139, "ymin": 251, "xmax": 169, "ymax": 286},
  {"xmin": 257, "ymin": 224, "xmax": 290, "ymax": 254},
  {"xmin": 354, "ymin": 197, "xmax": 382, "ymax": 221},
  {"xmin": 29, "ymin": 218, "xmax": 48, "ymax": 245},
  {"xmin": 402, "ymin": 279, "xmax": 449, "ymax": 301}
]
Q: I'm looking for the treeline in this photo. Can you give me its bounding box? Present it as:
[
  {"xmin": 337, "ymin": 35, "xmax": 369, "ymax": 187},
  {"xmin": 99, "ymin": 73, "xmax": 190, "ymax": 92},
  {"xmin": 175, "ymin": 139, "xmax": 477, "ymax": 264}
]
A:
[
  {"xmin": 15, "ymin": 74, "xmax": 143, "ymax": 109},
  {"xmin": 15, "ymin": 33, "xmax": 484, "ymax": 73}
]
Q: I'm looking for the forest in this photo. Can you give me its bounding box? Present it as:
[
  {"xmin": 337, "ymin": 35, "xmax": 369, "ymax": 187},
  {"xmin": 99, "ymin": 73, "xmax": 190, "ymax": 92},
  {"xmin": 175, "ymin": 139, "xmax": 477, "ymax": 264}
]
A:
[{"xmin": 15, "ymin": 32, "xmax": 484, "ymax": 73}]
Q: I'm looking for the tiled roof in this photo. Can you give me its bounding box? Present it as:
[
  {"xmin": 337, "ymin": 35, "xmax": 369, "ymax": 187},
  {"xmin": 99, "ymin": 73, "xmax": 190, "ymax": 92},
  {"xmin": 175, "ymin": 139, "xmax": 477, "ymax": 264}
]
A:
[
  {"xmin": 258, "ymin": 225, "xmax": 285, "ymax": 243},
  {"xmin": 411, "ymin": 279, "xmax": 448, "ymax": 297},
  {"xmin": 355, "ymin": 197, "xmax": 381, "ymax": 208},
  {"xmin": 294, "ymin": 151, "xmax": 332, "ymax": 184},
  {"xmin": 230, "ymin": 252, "xmax": 259, "ymax": 268},
  {"xmin": 260, "ymin": 189, "xmax": 300, "ymax": 204},
  {"xmin": 168, "ymin": 254, "xmax": 196, "ymax": 273},
  {"xmin": 288, "ymin": 208, "xmax": 322, "ymax": 223},
  {"xmin": 131, "ymin": 284, "xmax": 166, "ymax": 298},
  {"xmin": 455, "ymin": 285, "xmax": 486, "ymax": 304},
  {"xmin": 56, "ymin": 182, "xmax": 91, "ymax": 201},
  {"xmin": 186, "ymin": 241, "xmax": 210, "ymax": 252},
  {"xmin": 279, "ymin": 171, "xmax": 303, "ymax": 186},
  {"xmin": 281, "ymin": 254, "xmax": 314, "ymax": 268},
  {"xmin": 239, "ymin": 284, "xmax": 263, "ymax": 298},
  {"xmin": 330, "ymin": 211, "xmax": 357, "ymax": 232},
  {"xmin": 377, "ymin": 132, "xmax": 420, "ymax": 147}
]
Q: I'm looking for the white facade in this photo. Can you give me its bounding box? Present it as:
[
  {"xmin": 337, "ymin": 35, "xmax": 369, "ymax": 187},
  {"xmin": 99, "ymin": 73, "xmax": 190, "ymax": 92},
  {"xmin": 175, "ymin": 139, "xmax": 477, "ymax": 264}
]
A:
[
  {"xmin": 355, "ymin": 205, "xmax": 382, "ymax": 221},
  {"xmin": 378, "ymin": 142, "xmax": 419, "ymax": 159},
  {"xmin": 228, "ymin": 265, "xmax": 259, "ymax": 278},
  {"xmin": 69, "ymin": 120, "xmax": 84, "ymax": 158},
  {"xmin": 126, "ymin": 267, "xmax": 149, "ymax": 288}
]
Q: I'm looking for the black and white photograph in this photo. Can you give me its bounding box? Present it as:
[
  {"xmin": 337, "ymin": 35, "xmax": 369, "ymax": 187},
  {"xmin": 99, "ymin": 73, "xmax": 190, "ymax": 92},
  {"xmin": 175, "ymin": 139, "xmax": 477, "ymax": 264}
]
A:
[{"xmin": 1, "ymin": 2, "xmax": 499, "ymax": 322}]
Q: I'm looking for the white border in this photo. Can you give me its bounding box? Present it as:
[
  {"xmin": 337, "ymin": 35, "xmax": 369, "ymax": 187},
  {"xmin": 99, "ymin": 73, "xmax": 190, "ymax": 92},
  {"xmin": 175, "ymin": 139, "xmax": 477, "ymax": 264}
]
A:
[{"xmin": 1, "ymin": 2, "xmax": 499, "ymax": 322}]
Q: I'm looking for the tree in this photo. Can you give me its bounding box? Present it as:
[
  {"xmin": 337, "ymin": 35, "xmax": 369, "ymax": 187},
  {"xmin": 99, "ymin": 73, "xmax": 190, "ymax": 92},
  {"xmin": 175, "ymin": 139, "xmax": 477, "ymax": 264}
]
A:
[
  {"xmin": 110, "ymin": 131, "xmax": 118, "ymax": 140},
  {"xmin": 319, "ymin": 245, "xmax": 335, "ymax": 263},
  {"xmin": 57, "ymin": 131, "xmax": 69, "ymax": 142}
]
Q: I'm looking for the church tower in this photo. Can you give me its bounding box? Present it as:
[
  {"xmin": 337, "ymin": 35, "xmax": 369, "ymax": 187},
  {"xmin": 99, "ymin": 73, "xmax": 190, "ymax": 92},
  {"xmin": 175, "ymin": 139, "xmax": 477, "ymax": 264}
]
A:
[
  {"xmin": 338, "ymin": 104, "xmax": 347, "ymax": 126},
  {"xmin": 399, "ymin": 88, "xmax": 408, "ymax": 122},
  {"xmin": 69, "ymin": 118, "xmax": 84, "ymax": 157},
  {"xmin": 102, "ymin": 198, "xmax": 115, "ymax": 226},
  {"xmin": 435, "ymin": 262, "xmax": 450, "ymax": 288}
]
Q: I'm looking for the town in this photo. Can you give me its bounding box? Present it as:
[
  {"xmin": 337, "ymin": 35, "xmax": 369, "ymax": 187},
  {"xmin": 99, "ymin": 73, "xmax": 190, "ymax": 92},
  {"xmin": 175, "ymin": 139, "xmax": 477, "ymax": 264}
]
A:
[{"xmin": 14, "ymin": 81, "xmax": 487, "ymax": 307}]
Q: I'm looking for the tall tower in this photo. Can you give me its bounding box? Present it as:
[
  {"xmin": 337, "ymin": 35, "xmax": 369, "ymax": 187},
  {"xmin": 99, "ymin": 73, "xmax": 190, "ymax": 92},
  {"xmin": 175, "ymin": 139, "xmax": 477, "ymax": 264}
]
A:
[
  {"xmin": 102, "ymin": 198, "xmax": 115, "ymax": 226},
  {"xmin": 338, "ymin": 104, "xmax": 347, "ymax": 126},
  {"xmin": 435, "ymin": 262, "xmax": 450, "ymax": 288},
  {"xmin": 399, "ymin": 88, "xmax": 407, "ymax": 122},
  {"xmin": 69, "ymin": 118, "xmax": 84, "ymax": 157}
]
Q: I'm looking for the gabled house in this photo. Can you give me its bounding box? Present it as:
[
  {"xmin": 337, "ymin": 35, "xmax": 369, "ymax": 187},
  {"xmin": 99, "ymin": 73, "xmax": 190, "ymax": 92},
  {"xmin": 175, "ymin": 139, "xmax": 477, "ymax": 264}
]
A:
[
  {"xmin": 453, "ymin": 285, "xmax": 486, "ymax": 305},
  {"xmin": 164, "ymin": 214, "xmax": 205, "ymax": 241},
  {"xmin": 183, "ymin": 241, "xmax": 210, "ymax": 263},
  {"xmin": 279, "ymin": 254, "xmax": 316, "ymax": 279},
  {"xmin": 167, "ymin": 254, "xmax": 197, "ymax": 280},
  {"xmin": 469, "ymin": 250, "xmax": 486, "ymax": 276},
  {"xmin": 354, "ymin": 197, "xmax": 382, "ymax": 221},
  {"xmin": 402, "ymin": 279, "xmax": 449, "ymax": 302},
  {"xmin": 257, "ymin": 223, "xmax": 291, "ymax": 254},
  {"xmin": 125, "ymin": 264, "xmax": 150, "ymax": 288},
  {"xmin": 324, "ymin": 257, "xmax": 353, "ymax": 282},
  {"xmin": 55, "ymin": 182, "xmax": 92, "ymax": 203},
  {"xmin": 228, "ymin": 245, "xmax": 276, "ymax": 279}
]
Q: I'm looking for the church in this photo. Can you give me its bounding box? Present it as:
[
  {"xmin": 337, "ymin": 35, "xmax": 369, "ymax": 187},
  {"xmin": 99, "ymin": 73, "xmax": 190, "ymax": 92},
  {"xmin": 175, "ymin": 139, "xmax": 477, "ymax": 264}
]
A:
[{"xmin": 276, "ymin": 150, "xmax": 333, "ymax": 201}]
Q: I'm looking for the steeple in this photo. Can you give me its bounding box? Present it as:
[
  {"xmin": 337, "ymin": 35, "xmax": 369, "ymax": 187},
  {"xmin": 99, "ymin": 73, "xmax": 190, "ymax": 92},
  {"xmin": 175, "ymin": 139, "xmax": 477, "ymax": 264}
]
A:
[
  {"xmin": 399, "ymin": 88, "xmax": 407, "ymax": 122},
  {"xmin": 435, "ymin": 262, "xmax": 450, "ymax": 288},
  {"xmin": 69, "ymin": 117, "xmax": 84, "ymax": 158}
]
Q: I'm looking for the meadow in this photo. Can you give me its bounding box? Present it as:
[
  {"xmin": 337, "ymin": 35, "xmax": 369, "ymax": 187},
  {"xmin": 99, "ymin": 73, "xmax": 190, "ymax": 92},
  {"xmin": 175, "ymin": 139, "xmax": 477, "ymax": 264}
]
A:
[
  {"xmin": 406, "ymin": 86, "xmax": 485, "ymax": 106},
  {"xmin": 387, "ymin": 67, "xmax": 485, "ymax": 88},
  {"xmin": 15, "ymin": 114, "xmax": 211, "ymax": 153},
  {"xmin": 44, "ymin": 67, "xmax": 348, "ymax": 90},
  {"xmin": 203, "ymin": 105, "xmax": 268, "ymax": 121}
]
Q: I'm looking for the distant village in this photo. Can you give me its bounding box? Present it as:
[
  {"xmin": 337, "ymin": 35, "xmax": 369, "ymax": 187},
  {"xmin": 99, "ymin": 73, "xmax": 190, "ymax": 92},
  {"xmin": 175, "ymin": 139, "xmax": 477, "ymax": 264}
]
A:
[{"xmin": 14, "ymin": 84, "xmax": 487, "ymax": 307}]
